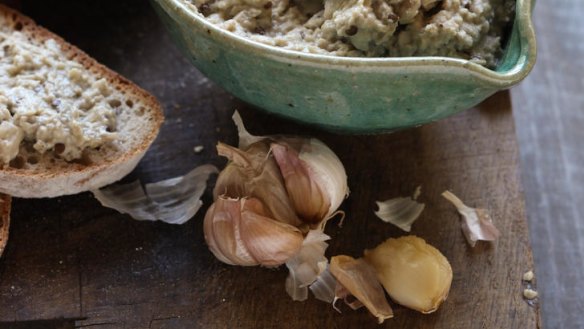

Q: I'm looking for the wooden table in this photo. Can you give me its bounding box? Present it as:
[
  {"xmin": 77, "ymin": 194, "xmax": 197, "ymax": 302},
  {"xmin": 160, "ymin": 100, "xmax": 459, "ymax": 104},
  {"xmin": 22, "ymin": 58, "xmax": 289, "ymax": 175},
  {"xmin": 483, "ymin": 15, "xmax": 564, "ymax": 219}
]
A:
[
  {"xmin": 0, "ymin": 0, "xmax": 540, "ymax": 328},
  {"xmin": 510, "ymin": 1, "xmax": 584, "ymax": 328}
]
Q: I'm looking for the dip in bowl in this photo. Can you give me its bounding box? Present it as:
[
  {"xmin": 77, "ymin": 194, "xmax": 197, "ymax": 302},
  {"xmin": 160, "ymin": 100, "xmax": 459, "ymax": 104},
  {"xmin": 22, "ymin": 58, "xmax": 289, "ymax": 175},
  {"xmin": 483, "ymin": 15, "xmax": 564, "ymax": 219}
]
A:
[{"xmin": 151, "ymin": 0, "xmax": 535, "ymax": 133}]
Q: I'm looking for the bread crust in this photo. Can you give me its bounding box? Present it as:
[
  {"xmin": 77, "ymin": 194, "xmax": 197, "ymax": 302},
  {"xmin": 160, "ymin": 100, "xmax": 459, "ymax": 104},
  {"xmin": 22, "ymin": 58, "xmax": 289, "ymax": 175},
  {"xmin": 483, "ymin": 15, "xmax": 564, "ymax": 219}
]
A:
[
  {"xmin": 0, "ymin": 5, "xmax": 164, "ymax": 198},
  {"xmin": 0, "ymin": 193, "xmax": 10, "ymax": 258}
]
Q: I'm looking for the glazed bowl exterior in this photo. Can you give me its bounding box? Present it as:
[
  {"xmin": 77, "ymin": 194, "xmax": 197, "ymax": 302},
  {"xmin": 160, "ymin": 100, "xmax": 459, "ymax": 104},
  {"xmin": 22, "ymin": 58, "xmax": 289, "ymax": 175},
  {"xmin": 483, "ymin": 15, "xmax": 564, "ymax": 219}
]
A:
[{"xmin": 152, "ymin": 0, "xmax": 536, "ymax": 133}]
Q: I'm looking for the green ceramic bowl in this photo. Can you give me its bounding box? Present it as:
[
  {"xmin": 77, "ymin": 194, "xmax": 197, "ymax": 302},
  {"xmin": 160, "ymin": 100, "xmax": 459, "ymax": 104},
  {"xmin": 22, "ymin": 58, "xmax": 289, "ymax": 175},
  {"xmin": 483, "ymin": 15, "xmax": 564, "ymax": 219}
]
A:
[{"xmin": 152, "ymin": 0, "xmax": 536, "ymax": 133}]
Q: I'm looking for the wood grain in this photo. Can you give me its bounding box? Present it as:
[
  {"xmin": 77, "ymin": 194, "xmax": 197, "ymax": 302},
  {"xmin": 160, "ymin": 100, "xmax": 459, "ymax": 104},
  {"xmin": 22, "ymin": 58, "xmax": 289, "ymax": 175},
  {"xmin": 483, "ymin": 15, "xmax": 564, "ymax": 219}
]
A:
[{"xmin": 0, "ymin": 0, "xmax": 539, "ymax": 328}]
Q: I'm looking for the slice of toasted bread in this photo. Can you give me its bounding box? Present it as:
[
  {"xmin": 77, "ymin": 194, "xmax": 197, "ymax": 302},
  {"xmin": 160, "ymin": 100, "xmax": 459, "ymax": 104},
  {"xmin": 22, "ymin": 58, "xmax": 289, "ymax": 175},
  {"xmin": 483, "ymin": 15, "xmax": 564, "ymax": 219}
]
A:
[
  {"xmin": 0, "ymin": 5, "xmax": 164, "ymax": 198},
  {"xmin": 0, "ymin": 193, "xmax": 10, "ymax": 257}
]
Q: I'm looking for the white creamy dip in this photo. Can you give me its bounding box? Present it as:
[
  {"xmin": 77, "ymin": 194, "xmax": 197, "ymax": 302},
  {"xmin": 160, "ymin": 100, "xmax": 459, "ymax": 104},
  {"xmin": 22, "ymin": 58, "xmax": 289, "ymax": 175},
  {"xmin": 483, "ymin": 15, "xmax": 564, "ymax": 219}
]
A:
[
  {"xmin": 190, "ymin": 0, "xmax": 514, "ymax": 67},
  {"xmin": 0, "ymin": 31, "xmax": 117, "ymax": 164}
]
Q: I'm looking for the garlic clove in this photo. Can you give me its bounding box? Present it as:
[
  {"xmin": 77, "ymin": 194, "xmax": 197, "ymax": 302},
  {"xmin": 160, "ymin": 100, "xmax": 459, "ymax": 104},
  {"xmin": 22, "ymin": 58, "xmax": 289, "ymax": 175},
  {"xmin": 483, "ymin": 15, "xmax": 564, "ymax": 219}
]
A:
[
  {"xmin": 271, "ymin": 142, "xmax": 329, "ymax": 224},
  {"xmin": 271, "ymin": 138, "xmax": 349, "ymax": 225},
  {"xmin": 330, "ymin": 255, "xmax": 394, "ymax": 324},
  {"xmin": 204, "ymin": 196, "xmax": 303, "ymax": 267},
  {"xmin": 240, "ymin": 198, "xmax": 304, "ymax": 267},
  {"xmin": 214, "ymin": 142, "xmax": 302, "ymax": 227},
  {"xmin": 364, "ymin": 236, "xmax": 452, "ymax": 314},
  {"xmin": 204, "ymin": 197, "xmax": 258, "ymax": 266}
]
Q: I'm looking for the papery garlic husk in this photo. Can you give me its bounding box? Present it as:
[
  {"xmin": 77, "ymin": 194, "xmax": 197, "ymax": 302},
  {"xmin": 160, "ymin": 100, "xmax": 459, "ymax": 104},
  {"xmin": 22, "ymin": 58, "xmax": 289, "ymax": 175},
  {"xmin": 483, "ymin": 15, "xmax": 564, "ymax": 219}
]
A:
[
  {"xmin": 93, "ymin": 164, "xmax": 218, "ymax": 224},
  {"xmin": 271, "ymin": 139, "xmax": 349, "ymax": 225},
  {"xmin": 309, "ymin": 266, "xmax": 337, "ymax": 303},
  {"xmin": 285, "ymin": 230, "xmax": 330, "ymax": 301},
  {"xmin": 364, "ymin": 236, "xmax": 452, "ymax": 314},
  {"xmin": 375, "ymin": 186, "xmax": 425, "ymax": 232},
  {"xmin": 329, "ymin": 255, "xmax": 394, "ymax": 324},
  {"xmin": 214, "ymin": 141, "xmax": 302, "ymax": 227},
  {"xmin": 334, "ymin": 281, "xmax": 365, "ymax": 312},
  {"xmin": 204, "ymin": 196, "xmax": 304, "ymax": 267},
  {"xmin": 442, "ymin": 190, "xmax": 501, "ymax": 247}
]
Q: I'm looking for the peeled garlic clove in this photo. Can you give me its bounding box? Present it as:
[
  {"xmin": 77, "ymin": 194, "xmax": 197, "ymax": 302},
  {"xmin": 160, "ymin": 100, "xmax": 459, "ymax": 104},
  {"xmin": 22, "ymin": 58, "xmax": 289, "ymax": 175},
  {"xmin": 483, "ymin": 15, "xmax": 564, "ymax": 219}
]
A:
[
  {"xmin": 364, "ymin": 236, "xmax": 452, "ymax": 314},
  {"xmin": 330, "ymin": 255, "xmax": 394, "ymax": 324},
  {"xmin": 204, "ymin": 197, "xmax": 303, "ymax": 267},
  {"xmin": 214, "ymin": 142, "xmax": 302, "ymax": 227},
  {"xmin": 271, "ymin": 138, "xmax": 349, "ymax": 224}
]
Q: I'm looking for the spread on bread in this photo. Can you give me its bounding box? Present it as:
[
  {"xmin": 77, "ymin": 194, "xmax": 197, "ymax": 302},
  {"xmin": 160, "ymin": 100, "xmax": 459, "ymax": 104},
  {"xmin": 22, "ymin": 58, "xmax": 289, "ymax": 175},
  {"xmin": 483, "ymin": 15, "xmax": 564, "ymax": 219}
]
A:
[
  {"xmin": 0, "ymin": 5, "xmax": 163, "ymax": 198},
  {"xmin": 0, "ymin": 31, "xmax": 120, "ymax": 164}
]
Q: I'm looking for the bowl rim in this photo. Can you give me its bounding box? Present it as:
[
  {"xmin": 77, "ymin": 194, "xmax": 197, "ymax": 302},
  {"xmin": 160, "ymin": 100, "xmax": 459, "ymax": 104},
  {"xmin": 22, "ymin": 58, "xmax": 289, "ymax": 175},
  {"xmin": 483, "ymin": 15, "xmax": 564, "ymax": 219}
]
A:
[{"xmin": 157, "ymin": 0, "xmax": 536, "ymax": 88}]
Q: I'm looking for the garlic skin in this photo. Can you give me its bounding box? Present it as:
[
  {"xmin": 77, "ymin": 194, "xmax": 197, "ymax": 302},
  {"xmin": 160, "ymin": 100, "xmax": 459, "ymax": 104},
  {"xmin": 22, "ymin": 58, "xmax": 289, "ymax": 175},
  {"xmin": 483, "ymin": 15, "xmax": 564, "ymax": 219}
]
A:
[
  {"xmin": 204, "ymin": 197, "xmax": 304, "ymax": 267},
  {"xmin": 330, "ymin": 255, "xmax": 394, "ymax": 323},
  {"xmin": 93, "ymin": 164, "xmax": 218, "ymax": 224},
  {"xmin": 285, "ymin": 230, "xmax": 330, "ymax": 301},
  {"xmin": 374, "ymin": 186, "xmax": 425, "ymax": 232},
  {"xmin": 364, "ymin": 236, "xmax": 452, "ymax": 314},
  {"xmin": 442, "ymin": 190, "xmax": 501, "ymax": 247}
]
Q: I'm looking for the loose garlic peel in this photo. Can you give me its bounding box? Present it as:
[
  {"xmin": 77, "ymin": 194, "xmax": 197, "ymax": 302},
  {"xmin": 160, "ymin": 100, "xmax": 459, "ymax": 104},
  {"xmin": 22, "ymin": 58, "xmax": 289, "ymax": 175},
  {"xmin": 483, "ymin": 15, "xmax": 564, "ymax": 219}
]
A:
[
  {"xmin": 364, "ymin": 236, "xmax": 453, "ymax": 314},
  {"xmin": 93, "ymin": 164, "xmax": 218, "ymax": 224},
  {"xmin": 334, "ymin": 283, "xmax": 364, "ymax": 312},
  {"xmin": 329, "ymin": 255, "xmax": 394, "ymax": 324},
  {"xmin": 442, "ymin": 190, "xmax": 501, "ymax": 247},
  {"xmin": 375, "ymin": 186, "xmax": 425, "ymax": 232},
  {"xmin": 203, "ymin": 197, "xmax": 304, "ymax": 267},
  {"xmin": 309, "ymin": 266, "xmax": 336, "ymax": 303}
]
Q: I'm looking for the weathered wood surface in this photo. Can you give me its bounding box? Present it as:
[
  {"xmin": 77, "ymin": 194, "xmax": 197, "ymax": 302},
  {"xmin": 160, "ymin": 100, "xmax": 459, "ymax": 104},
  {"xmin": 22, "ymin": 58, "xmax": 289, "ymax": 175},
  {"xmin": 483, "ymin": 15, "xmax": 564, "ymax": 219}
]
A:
[
  {"xmin": 0, "ymin": 0, "xmax": 539, "ymax": 328},
  {"xmin": 510, "ymin": 1, "xmax": 584, "ymax": 328}
]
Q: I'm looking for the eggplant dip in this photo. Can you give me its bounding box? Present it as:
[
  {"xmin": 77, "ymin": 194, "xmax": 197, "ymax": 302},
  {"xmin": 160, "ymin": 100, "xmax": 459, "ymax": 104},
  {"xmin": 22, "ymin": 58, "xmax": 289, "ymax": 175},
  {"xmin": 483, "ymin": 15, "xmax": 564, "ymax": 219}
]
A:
[{"xmin": 187, "ymin": 0, "xmax": 514, "ymax": 68}]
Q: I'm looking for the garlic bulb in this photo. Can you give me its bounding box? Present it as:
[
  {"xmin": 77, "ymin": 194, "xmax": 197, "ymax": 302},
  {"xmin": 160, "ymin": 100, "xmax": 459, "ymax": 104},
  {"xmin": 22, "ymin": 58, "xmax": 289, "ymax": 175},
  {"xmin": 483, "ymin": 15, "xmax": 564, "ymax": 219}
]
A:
[
  {"xmin": 204, "ymin": 196, "xmax": 304, "ymax": 267},
  {"xmin": 205, "ymin": 111, "xmax": 348, "ymax": 272}
]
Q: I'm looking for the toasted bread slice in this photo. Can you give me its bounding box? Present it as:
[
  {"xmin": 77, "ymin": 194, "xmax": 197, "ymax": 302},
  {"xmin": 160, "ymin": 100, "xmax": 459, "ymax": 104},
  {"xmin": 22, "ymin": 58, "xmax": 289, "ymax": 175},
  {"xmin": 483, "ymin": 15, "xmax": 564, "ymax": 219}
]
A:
[
  {"xmin": 0, "ymin": 5, "xmax": 164, "ymax": 198},
  {"xmin": 0, "ymin": 193, "xmax": 10, "ymax": 257}
]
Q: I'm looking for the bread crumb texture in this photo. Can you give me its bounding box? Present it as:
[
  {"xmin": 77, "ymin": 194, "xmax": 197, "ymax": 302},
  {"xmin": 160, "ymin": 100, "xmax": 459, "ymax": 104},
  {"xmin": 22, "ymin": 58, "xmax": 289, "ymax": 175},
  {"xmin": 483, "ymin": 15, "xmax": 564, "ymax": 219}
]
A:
[{"xmin": 0, "ymin": 6, "xmax": 163, "ymax": 198}]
